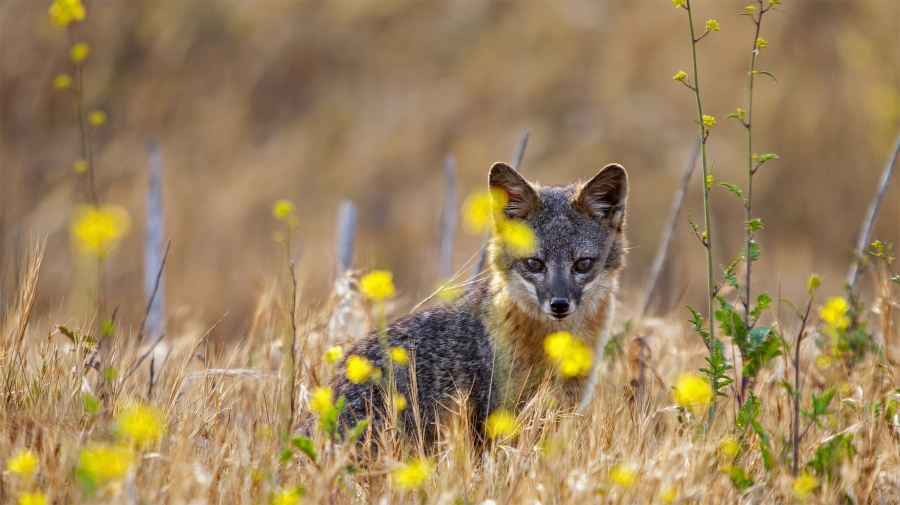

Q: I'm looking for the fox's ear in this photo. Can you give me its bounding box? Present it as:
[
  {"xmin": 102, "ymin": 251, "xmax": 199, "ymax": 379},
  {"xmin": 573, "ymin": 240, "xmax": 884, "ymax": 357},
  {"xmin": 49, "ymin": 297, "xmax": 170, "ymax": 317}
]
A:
[
  {"xmin": 489, "ymin": 162, "xmax": 541, "ymax": 220},
  {"xmin": 577, "ymin": 163, "xmax": 628, "ymax": 230}
]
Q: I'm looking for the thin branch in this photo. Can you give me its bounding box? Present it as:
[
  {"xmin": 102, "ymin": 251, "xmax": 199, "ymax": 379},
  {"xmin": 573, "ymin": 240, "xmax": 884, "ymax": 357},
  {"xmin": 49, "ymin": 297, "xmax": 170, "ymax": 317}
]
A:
[
  {"xmin": 847, "ymin": 128, "xmax": 900, "ymax": 291},
  {"xmin": 639, "ymin": 140, "xmax": 700, "ymax": 317},
  {"xmin": 136, "ymin": 239, "xmax": 171, "ymax": 345}
]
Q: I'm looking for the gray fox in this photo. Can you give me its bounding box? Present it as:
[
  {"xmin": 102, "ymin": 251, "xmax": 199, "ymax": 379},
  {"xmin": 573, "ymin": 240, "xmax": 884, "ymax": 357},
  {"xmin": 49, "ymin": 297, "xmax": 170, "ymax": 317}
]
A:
[{"xmin": 331, "ymin": 161, "xmax": 628, "ymax": 441}]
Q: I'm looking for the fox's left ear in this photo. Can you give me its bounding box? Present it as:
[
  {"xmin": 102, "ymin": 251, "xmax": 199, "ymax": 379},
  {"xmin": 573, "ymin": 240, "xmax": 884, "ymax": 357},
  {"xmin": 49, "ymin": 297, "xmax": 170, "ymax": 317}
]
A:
[{"xmin": 577, "ymin": 163, "xmax": 628, "ymax": 231}]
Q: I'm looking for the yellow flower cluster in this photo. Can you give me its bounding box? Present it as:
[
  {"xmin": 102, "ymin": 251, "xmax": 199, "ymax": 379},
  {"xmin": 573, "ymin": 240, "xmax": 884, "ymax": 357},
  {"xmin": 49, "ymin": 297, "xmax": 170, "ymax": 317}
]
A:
[
  {"xmin": 18, "ymin": 493, "xmax": 46, "ymax": 505},
  {"xmin": 393, "ymin": 394, "xmax": 407, "ymax": 412},
  {"xmin": 6, "ymin": 449, "xmax": 39, "ymax": 478},
  {"xmin": 659, "ymin": 485, "xmax": 677, "ymax": 503},
  {"xmin": 673, "ymin": 70, "xmax": 687, "ymax": 82},
  {"xmin": 807, "ymin": 273, "xmax": 821, "ymax": 294},
  {"xmin": 821, "ymin": 297, "xmax": 850, "ymax": 330},
  {"xmin": 756, "ymin": 38, "xmax": 768, "ymax": 50},
  {"xmin": 78, "ymin": 444, "xmax": 134, "ymax": 489},
  {"xmin": 793, "ymin": 472, "xmax": 818, "ymax": 502},
  {"xmin": 719, "ymin": 434, "xmax": 741, "ymax": 458},
  {"xmin": 705, "ymin": 19, "xmax": 720, "ymax": 32},
  {"xmin": 360, "ymin": 270, "xmax": 395, "ymax": 300},
  {"xmin": 116, "ymin": 403, "xmax": 165, "ymax": 448},
  {"xmin": 88, "ymin": 110, "xmax": 106, "ymax": 127},
  {"xmin": 745, "ymin": 5, "xmax": 756, "ymax": 13},
  {"xmin": 272, "ymin": 488, "xmax": 303, "ymax": 505},
  {"xmin": 672, "ymin": 0, "xmax": 687, "ymax": 8},
  {"xmin": 485, "ymin": 410, "xmax": 520, "ymax": 439},
  {"xmin": 272, "ymin": 199, "xmax": 294, "ymax": 220},
  {"xmin": 673, "ymin": 373, "xmax": 712, "ymax": 409},
  {"xmin": 462, "ymin": 188, "xmax": 507, "ymax": 235},
  {"xmin": 346, "ymin": 355, "xmax": 380, "ymax": 383},
  {"xmin": 323, "ymin": 345, "xmax": 343, "ymax": 364},
  {"xmin": 309, "ymin": 387, "xmax": 334, "ymax": 414},
  {"xmin": 544, "ymin": 331, "xmax": 594, "ymax": 379},
  {"xmin": 609, "ymin": 465, "xmax": 637, "ymax": 487},
  {"xmin": 73, "ymin": 159, "xmax": 88, "ymax": 174},
  {"xmin": 71, "ymin": 43, "xmax": 90, "ymax": 64},
  {"xmin": 49, "ymin": 0, "xmax": 85, "ymax": 27},
  {"xmin": 701, "ymin": 114, "xmax": 716, "ymax": 130},
  {"xmin": 391, "ymin": 346, "xmax": 409, "ymax": 366},
  {"xmin": 70, "ymin": 204, "xmax": 131, "ymax": 259},
  {"xmin": 497, "ymin": 220, "xmax": 538, "ymax": 257},
  {"xmin": 391, "ymin": 458, "xmax": 434, "ymax": 490},
  {"xmin": 53, "ymin": 74, "xmax": 72, "ymax": 91}
]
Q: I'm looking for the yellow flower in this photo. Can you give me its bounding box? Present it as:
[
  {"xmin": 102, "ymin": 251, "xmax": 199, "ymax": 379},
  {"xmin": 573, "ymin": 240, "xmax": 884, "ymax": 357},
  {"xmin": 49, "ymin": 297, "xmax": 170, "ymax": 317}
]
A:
[
  {"xmin": 673, "ymin": 373, "xmax": 712, "ymax": 409},
  {"xmin": 609, "ymin": 465, "xmax": 637, "ymax": 487},
  {"xmin": 672, "ymin": 0, "xmax": 687, "ymax": 8},
  {"xmin": 485, "ymin": 410, "xmax": 520, "ymax": 439},
  {"xmin": 702, "ymin": 115, "xmax": 716, "ymax": 130},
  {"xmin": 70, "ymin": 43, "xmax": 90, "ymax": 64},
  {"xmin": 705, "ymin": 19, "xmax": 720, "ymax": 32},
  {"xmin": 745, "ymin": 5, "xmax": 756, "ymax": 13},
  {"xmin": 73, "ymin": 159, "xmax": 88, "ymax": 174},
  {"xmin": 821, "ymin": 297, "xmax": 850, "ymax": 330},
  {"xmin": 272, "ymin": 488, "xmax": 302, "ymax": 505},
  {"xmin": 391, "ymin": 347, "xmax": 409, "ymax": 366},
  {"xmin": 793, "ymin": 472, "xmax": 818, "ymax": 503},
  {"xmin": 393, "ymin": 395, "xmax": 407, "ymax": 412},
  {"xmin": 391, "ymin": 458, "xmax": 434, "ymax": 490},
  {"xmin": 345, "ymin": 355, "xmax": 376, "ymax": 383},
  {"xmin": 660, "ymin": 485, "xmax": 677, "ymax": 503},
  {"xmin": 272, "ymin": 199, "xmax": 294, "ymax": 220},
  {"xmin": 88, "ymin": 110, "xmax": 106, "ymax": 127},
  {"xmin": 360, "ymin": 270, "xmax": 395, "ymax": 300},
  {"xmin": 544, "ymin": 331, "xmax": 594, "ymax": 379},
  {"xmin": 77, "ymin": 444, "xmax": 134, "ymax": 487},
  {"xmin": 17, "ymin": 493, "xmax": 46, "ymax": 505},
  {"xmin": 323, "ymin": 345, "xmax": 343, "ymax": 365},
  {"xmin": 807, "ymin": 274, "xmax": 821, "ymax": 294},
  {"xmin": 719, "ymin": 434, "xmax": 741, "ymax": 458},
  {"xmin": 48, "ymin": 0, "xmax": 85, "ymax": 27},
  {"xmin": 70, "ymin": 204, "xmax": 131, "ymax": 259},
  {"xmin": 116, "ymin": 403, "xmax": 165, "ymax": 448},
  {"xmin": 53, "ymin": 74, "xmax": 72, "ymax": 91},
  {"xmin": 816, "ymin": 354, "xmax": 833, "ymax": 369},
  {"xmin": 756, "ymin": 38, "xmax": 768, "ymax": 50},
  {"xmin": 706, "ymin": 174, "xmax": 714, "ymax": 189},
  {"xmin": 497, "ymin": 220, "xmax": 538, "ymax": 256},
  {"xmin": 6, "ymin": 449, "xmax": 39, "ymax": 478},
  {"xmin": 309, "ymin": 387, "xmax": 334, "ymax": 414},
  {"xmin": 462, "ymin": 188, "xmax": 507, "ymax": 235},
  {"xmin": 769, "ymin": 0, "xmax": 781, "ymax": 4},
  {"xmin": 673, "ymin": 70, "xmax": 688, "ymax": 82}
]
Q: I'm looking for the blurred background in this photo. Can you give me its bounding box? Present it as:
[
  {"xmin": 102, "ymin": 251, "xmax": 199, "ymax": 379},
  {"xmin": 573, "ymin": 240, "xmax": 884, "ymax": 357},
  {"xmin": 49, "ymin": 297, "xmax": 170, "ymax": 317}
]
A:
[{"xmin": 1, "ymin": 0, "xmax": 899, "ymax": 340}]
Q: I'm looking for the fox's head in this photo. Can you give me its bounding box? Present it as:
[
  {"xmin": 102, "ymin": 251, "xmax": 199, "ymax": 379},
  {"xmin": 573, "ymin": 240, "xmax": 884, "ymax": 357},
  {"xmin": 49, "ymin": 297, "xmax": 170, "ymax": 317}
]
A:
[{"xmin": 488, "ymin": 162, "xmax": 628, "ymax": 324}]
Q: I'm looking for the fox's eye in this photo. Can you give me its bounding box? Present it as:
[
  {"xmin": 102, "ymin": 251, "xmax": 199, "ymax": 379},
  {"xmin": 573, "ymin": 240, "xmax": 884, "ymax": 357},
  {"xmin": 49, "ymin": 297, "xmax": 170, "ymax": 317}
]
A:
[
  {"xmin": 524, "ymin": 258, "xmax": 545, "ymax": 272},
  {"xmin": 574, "ymin": 258, "xmax": 594, "ymax": 272}
]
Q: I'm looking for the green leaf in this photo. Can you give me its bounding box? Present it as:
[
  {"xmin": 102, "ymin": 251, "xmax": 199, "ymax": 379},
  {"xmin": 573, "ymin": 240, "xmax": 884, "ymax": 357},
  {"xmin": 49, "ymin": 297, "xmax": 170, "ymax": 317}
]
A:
[
  {"xmin": 346, "ymin": 419, "xmax": 370, "ymax": 443},
  {"xmin": 757, "ymin": 71, "xmax": 777, "ymax": 82},
  {"xmin": 747, "ymin": 326, "xmax": 773, "ymax": 349},
  {"xmin": 716, "ymin": 304, "xmax": 747, "ymax": 346},
  {"xmin": 750, "ymin": 293, "xmax": 772, "ymax": 319},
  {"xmin": 742, "ymin": 331, "xmax": 781, "ymax": 378},
  {"xmin": 291, "ymin": 435, "xmax": 317, "ymax": 462},
  {"xmin": 752, "ymin": 421, "xmax": 773, "ymax": 473},
  {"xmin": 735, "ymin": 390, "xmax": 760, "ymax": 434},
  {"xmin": 745, "ymin": 219, "xmax": 763, "ymax": 231},
  {"xmin": 686, "ymin": 306, "xmax": 709, "ymax": 341},
  {"xmin": 83, "ymin": 393, "xmax": 100, "ymax": 414},
  {"xmin": 58, "ymin": 325, "xmax": 78, "ymax": 344},
  {"xmin": 743, "ymin": 242, "xmax": 762, "ymax": 263},
  {"xmin": 726, "ymin": 466, "xmax": 754, "ymax": 491},
  {"xmin": 758, "ymin": 153, "xmax": 779, "ymax": 163},
  {"xmin": 280, "ymin": 449, "xmax": 294, "ymax": 464},
  {"xmin": 807, "ymin": 434, "xmax": 856, "ymax": 479},
  {"xmin": 720, "ymin": 182, "xmax": 745, "ymax": 202}
]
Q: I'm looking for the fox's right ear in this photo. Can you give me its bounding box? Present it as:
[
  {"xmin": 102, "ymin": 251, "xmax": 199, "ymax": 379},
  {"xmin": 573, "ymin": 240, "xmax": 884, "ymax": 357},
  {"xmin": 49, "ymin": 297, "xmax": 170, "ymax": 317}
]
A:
[
  {"xmin": 577, "ymin": 163, "xmax": 628, "ymax": 231},
  {"xmin": 489, "ymin": 162, "xmax": 541, "ymax": 220}
]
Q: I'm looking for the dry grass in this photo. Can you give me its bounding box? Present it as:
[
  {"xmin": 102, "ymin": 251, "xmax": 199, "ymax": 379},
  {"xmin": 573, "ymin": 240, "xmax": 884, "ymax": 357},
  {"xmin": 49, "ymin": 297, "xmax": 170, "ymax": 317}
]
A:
[{"xmin": 2, "ymin": 248, "xmax": 900, "ymax": 505}]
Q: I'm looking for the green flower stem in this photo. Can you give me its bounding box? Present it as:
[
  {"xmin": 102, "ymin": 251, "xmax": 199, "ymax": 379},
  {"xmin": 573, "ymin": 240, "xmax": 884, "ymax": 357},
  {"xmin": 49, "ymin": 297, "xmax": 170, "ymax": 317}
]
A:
[
  {"xmin": 684, "ymin": 0, "xmax": 717, "ymax": 427},
  {"xmin": 68, "ymin": 27, "xmax": 98, "ymax": 206}
]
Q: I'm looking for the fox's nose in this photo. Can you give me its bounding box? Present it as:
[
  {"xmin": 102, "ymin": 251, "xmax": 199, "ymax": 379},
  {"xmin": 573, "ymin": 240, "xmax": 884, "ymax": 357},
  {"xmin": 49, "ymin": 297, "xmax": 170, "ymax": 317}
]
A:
[{"xmin": 549, "ymin": 298, "xmax": 570, "ymax": 314}]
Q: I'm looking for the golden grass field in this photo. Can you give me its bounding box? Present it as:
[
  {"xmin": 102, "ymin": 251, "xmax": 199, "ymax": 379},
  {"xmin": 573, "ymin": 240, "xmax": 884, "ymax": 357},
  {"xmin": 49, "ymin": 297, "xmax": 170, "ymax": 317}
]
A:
[{"xmin": 3, "ymin": 241, "xmax": 900, "ymax": 504}]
